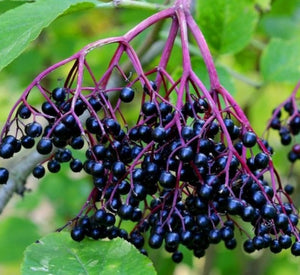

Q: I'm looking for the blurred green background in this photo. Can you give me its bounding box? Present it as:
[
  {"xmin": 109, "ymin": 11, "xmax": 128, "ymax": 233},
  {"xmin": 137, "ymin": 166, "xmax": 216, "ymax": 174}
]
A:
[{"xmin": 0, "ymin": 0, "xmax": 300, "ymax": 274}]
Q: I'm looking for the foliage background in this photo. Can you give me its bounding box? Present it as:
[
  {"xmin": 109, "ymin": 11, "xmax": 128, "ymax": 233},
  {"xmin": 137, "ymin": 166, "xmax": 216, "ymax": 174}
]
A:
[{"xmin": 0, "ymin": 0, "xmax": 300, "ymax": 274}]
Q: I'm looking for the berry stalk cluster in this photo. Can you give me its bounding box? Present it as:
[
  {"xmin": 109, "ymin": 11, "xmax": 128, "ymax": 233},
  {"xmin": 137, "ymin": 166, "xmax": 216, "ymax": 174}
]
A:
[{"xmin": 0, "ymin": 0, "xmax": 299, "ymax": 262}]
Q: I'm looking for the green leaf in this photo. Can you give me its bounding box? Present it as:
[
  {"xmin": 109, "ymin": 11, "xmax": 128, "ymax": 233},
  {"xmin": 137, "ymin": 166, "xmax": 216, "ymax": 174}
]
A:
[
  {"xmin": 0, "ymin": 217, "xmax": 40, "ymax": 264},
  {"xmin": 0, "ymin": 0, "xmax": 99, "ymax": 72},
  {"xmin": 196, "ymin": 0, "xmax": 258, "ymax": 54},
  {"xmin": 260, "ymin": 38, "xmax": 300, "ymax": 83},
  {"xmin": 0, "ymin": 0, "xmax": 26, "ymax": 15},
  {"xmin": 21, "ymin": 232, "xmax": 157, "ymax": 275},
  {"xmin": 259, "ymin": 0, "xmax": 300, "ymax": 39}
]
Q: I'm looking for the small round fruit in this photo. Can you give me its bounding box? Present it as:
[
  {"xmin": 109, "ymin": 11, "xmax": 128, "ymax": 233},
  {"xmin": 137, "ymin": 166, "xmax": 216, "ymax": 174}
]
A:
[
  {"xmin": 120, "ymin": 87, "xmax": 134, "ymax": 102},
  {"xmin": 0, "ymin": 167, "xmax": 9, "ymax": 184}
]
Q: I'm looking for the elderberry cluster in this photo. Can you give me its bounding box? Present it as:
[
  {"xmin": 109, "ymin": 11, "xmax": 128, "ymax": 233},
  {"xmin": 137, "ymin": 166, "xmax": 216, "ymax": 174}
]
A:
[
  {"xmin": 268, "ymin": 98, "xmax": 300, "ymax": 163},
  {"xmin": 1, "ymin": 0, "xmax": 300, "ymax": 263}
]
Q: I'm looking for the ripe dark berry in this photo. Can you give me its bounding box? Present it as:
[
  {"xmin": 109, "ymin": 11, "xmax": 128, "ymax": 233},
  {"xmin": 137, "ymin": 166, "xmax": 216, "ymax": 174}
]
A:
[
  {"xmin": 37, "ymin": 138, "xmax": 53, "ymax": 155},
  {"xmin": 112, "ymin": 161, "xmax": 126, "ymax": 178},
  {"xmin": 284, "ymin": 184, "xmax": 294, "ymax": 195},
  {"xmin": 88, "ymin": 97, "xmax": 102, "ymax": 112},
  {"xmin": 261, "ymin": 203, "xmax": 277, "ymax": 219},
  {"xmin": 242, "ymin": 131, "xmax": 257, "ymax": 148},
  {"xmin": 270, "ymin": 239, "xmax": 282, "ymax": 253},
  {"xmin": 25, "ymin": 122, "xmax": 43, "ymax": 138},
  {"xmin": 21, "ymin": 136, "xmax": 35, "ymax": 149},
  {"xmin": 118, "ymin": 204, "xmax": 134, "ymax": 220},
  {"xmin": 52, "ymin": 87, "xmax": 66, "ymax": 102},
  {"xmin": 149, "ymin": 233, "xmax": 163, "ymax": 249},
  {"xmin": 86, "ymin": 117, "xmax": 101, "ymax": 134},
  {"xmin": 243, "ymin": 239, "xmax": 255, "ymax": 253},
  {"xmin": 291, "ymin": 241, "xmax": 300, "ymax": 256},
  {"xmin": 279, "ymin": 235, "xmax": 292, "ymax": 249},
  {"xmin": 152, "ymin": 126, "xmax": 166, "ymax": 142},
  {"xmin": 32, "ymin": 165, "xmax": 45, "ymax": 179},
  {"xmin": 178, "ymin": 146, "xmax": 194, "ymax": 162},
  {"xmin": 159, "ymin": 171, "xmax": 176, "ymax": 188},
  {"xmin": 254, "ymin": 153, "xmax": 269, "ymax": 169},
  {"xmin": 47, "ymin": 159, "xmax": 61, "ymax": 173},
  {"xmin": 120, "ymin": 87, "xmax": 134, "ymax": 102},
  {"xmin": 165, "ymin": 232, "xmax": 180, "ymax": 250},
  {"xmin": 70, "ymin": 159, "xmax": 83, "ymax": 173},
  {"xmin": 70, "ymin": 136, "xmax": 84, "ymax": 150},
  {"xmin": 41, "ymin": 101, "xmax": 57, "ymax": 116},
  {"xmin": 0, "ymin": 143, "xmax": 14, "ymax": 159},
  {"xmin": 71, "ymin": 226, "xmax": 85, "ymax": 242},
  {"xmin": 172, "ymin": 251, "xmax": 183, "ymax": 263},
  {"xmin": 220, "ymin": 226, "xmax": 234, "ymax": 241},
  {"xmin": 18, "ymin": 104, "xmax": 31, "ymax": 119},
  {"xmin": 142, "ymin": 102, "xmax": 157, "ymax": 116},
  {"xmin": 0, "ymin": 167, "xmax": 9, "ymax": 184}
]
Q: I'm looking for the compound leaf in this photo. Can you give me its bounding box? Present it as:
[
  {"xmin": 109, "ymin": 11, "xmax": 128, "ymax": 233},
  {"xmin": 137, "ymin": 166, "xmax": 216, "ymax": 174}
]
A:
[{"xmin": 21, "ymin": 232, "xmax": 157, "ymax": 275}]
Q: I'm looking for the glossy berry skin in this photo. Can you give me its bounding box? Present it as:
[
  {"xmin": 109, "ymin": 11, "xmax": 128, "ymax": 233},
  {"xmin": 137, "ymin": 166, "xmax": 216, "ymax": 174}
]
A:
[
  {"xmin": 71, "ymin": 226, "xmax": 85, "ymax": 242},
  {"xmin": 120, "ymin": 87, "xmax": 134, "ymax": 102},
  {"xmin": 37, "ymin": 138, "xmax": 53, "ymax": 155},
  {"xmin": 0, "ymin": 167, "xmax": 9, "ymax": 184},
  {"xmin": 47, "ymin": 159, "xmax": 61, "ymax": 173},
  {"xmin": 242, "ymin": 131, "xmax": 257, "ymax": 148},
  {"xmin": 18, "ymin": 104, "xmax": 31, "ymax": 119},
  {"xmin": 32, "ymin": 165, "xmax": 45, "ymax": 179},
  {"xmin": 118, "ymin": 204, "xmax": 134, "ymax": 220},
  {"xmin": 254, "ymin": 153, "xmax": 269, "ymax": 169},
  {"xmin": 159, "ymin": 171, "xmax": 176, "ymax": 188},
  {"xmin": 52, "ymin": 87, "xmax": 66, "ymax": 102},
  {"xmin": 149, "ymin": 233, "xmax": 163, "ymax": 249},
  {"xmin": 291, "ymin": 242, "xmax": 300, "ymax": 256},
  {"xmin": 70, "ymin": 159, "xmax": 83, "ymax": 173},
  {"xmin": 25, "ymin": 122, "xmax": 43, "ymax": 138},
  {"xmin": 172, "ymin": 251, "xmax": 183, "ymax": 263}
]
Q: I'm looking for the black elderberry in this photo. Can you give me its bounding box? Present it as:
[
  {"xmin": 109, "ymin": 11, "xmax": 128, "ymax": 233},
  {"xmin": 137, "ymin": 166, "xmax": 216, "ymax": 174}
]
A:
[
  {"xmin": 243, "ymin": 239, "xmax": 255, "ymax": 253},
  {"xmin": 118, "ymin": 204, "xmax": 134, "ymax": 220},
  {"xmin": 270, "ymin": 239, "xmax": 282, "ymax": 253},
  {"xmin": 55, "ymin": 148, "xmax": 72, "ymax": 163},
  {"xmin": 165, "ymin": 232, "xmax": 180, "ymax": 250},
  {"xmin": 41, "ymin": 101, "xmax": 57, "ymax": 116},
  {"xmin": 290, "ymin": 116, "xmax": 300, "ymax": 134},
  {"xmin": 172, "ymin": 251, "xmax": 183, "ymax": 263},
  {"xmin": 284, "ymin": 184, "xmax": 294, "ymax": 195},
  {"xmin": 198, "ymin": 184, "xmax": 214, "ymax": 201},
  {"xmin": 208, "ymin": 229, "xmax": 221, "ymax": 244},
  {"xmin": 275, "ymin": 213, "xmax": 289, "ymax": 229},
  {"xmin": 25, "ymin": 122, "xmax": 43, "ymax": 138},
  {"xmin": 37, "ymin": 138, "xmax": 53, "ymax": 155},
  {"xmin": 70, "ymin": 159, "xmax": 83, "ymax": 172},
  {"xmin": 0, "ymin": 167, "xmax": 9, "ymax": 184},
  {"xmin": 178, "ymin": 146, "xmax": 194, "ymax": 162},
  {"xmin": 194, "ymin": 98, "xmax": 209, "ymax": 113},
  {"xmin": 104, "ymin": 118, "xmax": 121, "ymax": 136},
  {"xmin": 152, "ymin": 126, "xmax": 166, "ymax": 142},
  {"xmin": 74, "ymin": 99, "xmax": 86, "ymax": 116},
  {"xmin": 254, "ymin": 153, "xmax": 269, "ymax": 169},
  {"xmin": 112, "ymin": 161, "xmax": 126, "ymax": 178},
  {"xmin": 242, "ymin": 131, "xmax": 257, "ymax": 148},
  {"xmin": 280, "ymin": 133, "xmax": 292, "ymax": 146},
  {"xmin": 220, "ymin": 226, "xmax": 234, "ymax": 241},
  {"xmin": 32, "ymin": 165, "xmax": 45, "ymax": 179},
  {"xmin": 18, "ymin": 104, "xmax": 31, "ymax": 119},
  {"xmin": 71, "ymin": 226, "xmax": 85, "ymax": 242},
  {"xmin": 52, "ymin": 87, "xmax": 66, "ymax": 102},
  {"xmin": 149, "ymin": 233, "xmax": 163, "ymax": 249},
  {"xmin": 133, "ymin": 183, "xmax": 147, "ymax": 200},
  {"xmin": 0, "ymin": 143, "xmax": 14, "ymax": 159},
  {"xmin": 47, "ymin": 159, "xmax": 61, "ymax": 173},
  {"xmin": 261, "ymin": 203, "xmax": 276, "ymax": 219},
  {"xmin": 91, "ymin": 162, "xmax": 104, "ymax": 177},
  {"xmin": 120, "ymin": 87, "xmax": 134, "ymax": 102},
  {"xmin": 252, "ymin": 191, "xmax": 267, "ymax": 208},
  {"xmin": 227, "ymin": 198, "xmax": 243, "ymax": 215},
  {"xmin": 138, "ymin": 125, "xmax": 152, "ymax": 143},
  {"xmin": 225, "ymin": 238, "xmax": 237, "ymax": 250},
  {"xmin": 53, "ymin": 122, "xmax": 71, "ymax": 140},
  {"xmin": 279, "ymin": 235, "xmax": 292, "ymax": 249},
  {"xmin": 142, "ymin": 102, "xmax": 157, "ymax": 116},
  {"xmin": 159, "ymin": 171, "xmax": 176, "ymax": 189},
  {"xmin": 291, "ymin": 241, "xmax": 300, "ymax": 256},
  {"xmin": 159, "ymin": 102, "xmax": 172, "ymax": 116},
  {"xmin": 253, "ymin": 236, "xmax": 265, "ymax": 250},
  {"xmin": 86, "ymin": 117, "xmax": 101, "ymax": 134},
  {"xmin": 105, "ymin": 213, "xmax": 116, "ymax": 227},
  {"xmin": 143, "ymin": 81, "xmax": 157, "ymax": 94},
  {"xmin": 21, "ymin": 136, "xmax": 35, "ymax": 149}
]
